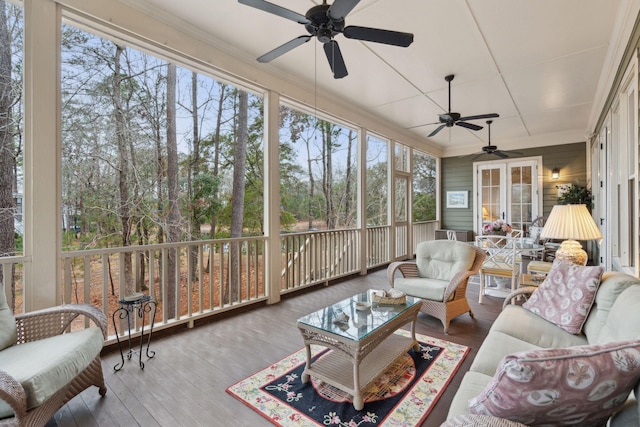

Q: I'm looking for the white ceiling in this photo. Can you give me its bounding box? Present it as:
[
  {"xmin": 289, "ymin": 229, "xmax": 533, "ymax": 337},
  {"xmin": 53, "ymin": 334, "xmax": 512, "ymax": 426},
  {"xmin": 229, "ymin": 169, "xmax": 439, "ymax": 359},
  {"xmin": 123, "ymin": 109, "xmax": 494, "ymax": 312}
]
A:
[{"xmin": 123, "ymin": 0, "xmax": 626, "ymax": 157}]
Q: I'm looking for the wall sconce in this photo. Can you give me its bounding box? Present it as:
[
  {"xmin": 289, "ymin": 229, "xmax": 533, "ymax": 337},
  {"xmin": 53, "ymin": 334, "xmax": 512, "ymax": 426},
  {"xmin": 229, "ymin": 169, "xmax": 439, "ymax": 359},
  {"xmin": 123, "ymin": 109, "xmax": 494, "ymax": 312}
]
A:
[{"xmin": 552, "ymin": 167, "xmax": 560, "ymax": 179}]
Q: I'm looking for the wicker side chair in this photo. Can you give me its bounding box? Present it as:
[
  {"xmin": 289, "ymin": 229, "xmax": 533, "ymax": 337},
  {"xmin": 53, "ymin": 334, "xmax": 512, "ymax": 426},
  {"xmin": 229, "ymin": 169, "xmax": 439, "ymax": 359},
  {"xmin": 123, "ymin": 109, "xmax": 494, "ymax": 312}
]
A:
[
  {"xmin": 0, "ymin": 290, "xmax": 107, "ymax": 427},
  {"xmin": 387, "ymin": 240, "xmax": 486, "ymax": 334}
]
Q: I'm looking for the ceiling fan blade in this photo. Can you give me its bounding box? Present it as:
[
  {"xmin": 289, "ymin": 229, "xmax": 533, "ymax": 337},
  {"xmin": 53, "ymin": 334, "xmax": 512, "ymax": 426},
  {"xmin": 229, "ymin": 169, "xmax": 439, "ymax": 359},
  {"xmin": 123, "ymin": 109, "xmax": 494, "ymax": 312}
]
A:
[
  {"xmin": 407, "ymin": 121, "xmax": 440, "ymax": 130},
  {"xmin": 455, "ymin": 121, "xmax": 483, "ymax": 131},
  {"xmin": 471, "ymin": 153, "xmax": 487, "ymax": 160},
  {"xmin": 327, "ymin": 0, "xmax": 360, "ymax": 21},
  {"xmin": 458, "ymin": 113, "xmax": 499, "ymax": 122},
  {"xmin": 343, "ymin": 26, "xmax": 414, "ymax": 47},
  {"xmin": 493, "ymin": 151, "xmax": 509, "ymax": 159},
  {"xmin": 428, "ymin": 124, "xmax": 446, "ymax": 137},
  {"xmin": 501, "ymin": 150, "xmax": 523, "ymax": 156},
  {"xmin": 238, "ymin": 0, "xmax": 310, "ymax": 24},
  {"xmin": 324, "ymin": 40, "xmax": 348, "ymax": 79},
  {"xmin": 257, "ymin": 36, "xmax": 311, "ymax": 62}
]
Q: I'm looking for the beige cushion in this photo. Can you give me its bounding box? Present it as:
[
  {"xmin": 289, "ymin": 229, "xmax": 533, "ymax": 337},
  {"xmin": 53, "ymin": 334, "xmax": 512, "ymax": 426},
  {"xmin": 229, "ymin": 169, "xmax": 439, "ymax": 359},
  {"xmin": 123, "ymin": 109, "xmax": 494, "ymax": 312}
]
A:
[
  {"xmin": 594, "ymin": 286, "xmax": 640, "ymax": 344},
  {"xmin": 0, "ymin": 288, "xmax": 16, "ymax": 351},
  {"xmin": 448, "ymin": 371, "xmax": 494, "ymax": 418},
  {"xmin": 490, "ymin": 305, "xmax": 589, "ymax": 348},
  {"xmin": 393, "ymin": 277, "xmax": 448, "ymax": 301},
  {"xmin": 0, "ymin": 327, "xmax": 104, "ymax": 418},
  {"xmin": 415, "ymin": 240, "xmax": 475, "ymax": 282},
  {"xmin": 609, "ymin": 393, "xmax": 640, "ymax": 427},
  {"xmin": 470, "ymin": 306, "xmax": 588, "ymax": 376},
  {"xmin": 584, "ymin": 272, "xmax": 640, "ymax": 343}
]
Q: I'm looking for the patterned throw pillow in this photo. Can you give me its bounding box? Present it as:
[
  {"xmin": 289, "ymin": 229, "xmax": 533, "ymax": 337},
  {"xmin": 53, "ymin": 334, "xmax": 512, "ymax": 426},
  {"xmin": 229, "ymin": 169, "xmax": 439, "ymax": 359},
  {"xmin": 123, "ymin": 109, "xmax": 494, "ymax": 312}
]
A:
[
  {"xmin": 523, "ymin": 260, "xmax": 604, "ymax": 334},
  {"xmin": 468, "ymin": 340, "xmax": 640, "ymax": 426}
]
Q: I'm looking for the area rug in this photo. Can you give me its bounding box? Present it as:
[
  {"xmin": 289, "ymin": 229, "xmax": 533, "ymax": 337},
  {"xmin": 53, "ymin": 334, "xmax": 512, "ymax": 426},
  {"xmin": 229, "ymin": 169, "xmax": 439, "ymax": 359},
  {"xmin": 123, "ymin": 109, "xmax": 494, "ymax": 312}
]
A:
[{"xmin": 226, "ymin": 330, "xmax": 469, "ymax": 427}]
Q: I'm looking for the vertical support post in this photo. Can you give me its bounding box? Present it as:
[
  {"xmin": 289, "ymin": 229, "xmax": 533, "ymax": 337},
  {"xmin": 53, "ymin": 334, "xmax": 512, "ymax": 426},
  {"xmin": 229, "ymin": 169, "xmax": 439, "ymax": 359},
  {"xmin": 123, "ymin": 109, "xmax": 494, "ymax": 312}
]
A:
[
  {"xmin": 358, "ymin": 127, "xmax": 367, "ymax": 275},
  {"xmin": 264, "ymin": 91, "xmax": 281, "ymax": 304},
  {"xmin": 23, "ymin": 0, "xmax": 61, "ymax": 310}
]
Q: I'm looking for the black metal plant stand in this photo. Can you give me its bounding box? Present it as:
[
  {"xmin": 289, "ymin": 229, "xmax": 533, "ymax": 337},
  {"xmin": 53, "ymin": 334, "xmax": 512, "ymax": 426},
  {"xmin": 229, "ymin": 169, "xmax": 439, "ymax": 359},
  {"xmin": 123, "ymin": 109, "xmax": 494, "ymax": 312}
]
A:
[{"xmin": 113, "ymin": 294, "xmax": 156, "ymax": 371}]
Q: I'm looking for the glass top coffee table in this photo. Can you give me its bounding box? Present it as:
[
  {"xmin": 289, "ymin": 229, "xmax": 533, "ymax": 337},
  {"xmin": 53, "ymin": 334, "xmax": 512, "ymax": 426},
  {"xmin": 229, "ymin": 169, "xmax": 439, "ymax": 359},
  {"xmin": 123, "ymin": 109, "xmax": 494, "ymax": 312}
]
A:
[{"xmin": 296, "ymin": 290, "xmax": 421, "ymax": 410}]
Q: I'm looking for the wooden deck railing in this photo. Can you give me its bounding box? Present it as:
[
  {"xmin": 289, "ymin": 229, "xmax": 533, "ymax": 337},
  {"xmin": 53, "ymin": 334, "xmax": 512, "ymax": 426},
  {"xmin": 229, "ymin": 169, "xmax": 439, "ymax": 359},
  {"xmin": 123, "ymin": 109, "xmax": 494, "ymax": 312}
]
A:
[
  {"xmin": 0, "ymin": 255, "xmax": 25, "ymax": 313},
  {"xmin": 1, "ymin": 222, "xmax": 439, "ymax": 344}
]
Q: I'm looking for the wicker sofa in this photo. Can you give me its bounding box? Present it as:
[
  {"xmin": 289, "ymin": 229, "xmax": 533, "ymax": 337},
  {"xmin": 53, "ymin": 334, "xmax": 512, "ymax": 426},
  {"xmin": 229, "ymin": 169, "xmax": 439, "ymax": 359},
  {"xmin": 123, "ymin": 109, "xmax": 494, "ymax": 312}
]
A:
[
  {"xmin": 0, "ymin": 288, "xmax": 107, "ymax": 427},
  {"xmin": 444, "ymin": 270, "xmax": 640, "ymax": 426}
]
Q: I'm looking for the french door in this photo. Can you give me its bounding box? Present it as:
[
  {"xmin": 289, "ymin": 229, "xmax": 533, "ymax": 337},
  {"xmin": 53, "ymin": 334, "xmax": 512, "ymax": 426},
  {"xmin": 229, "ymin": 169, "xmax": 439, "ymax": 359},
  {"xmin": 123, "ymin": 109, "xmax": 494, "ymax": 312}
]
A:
[{"xmin": 474, "ymin": 158, "xmax": 542, "ymax": 236}]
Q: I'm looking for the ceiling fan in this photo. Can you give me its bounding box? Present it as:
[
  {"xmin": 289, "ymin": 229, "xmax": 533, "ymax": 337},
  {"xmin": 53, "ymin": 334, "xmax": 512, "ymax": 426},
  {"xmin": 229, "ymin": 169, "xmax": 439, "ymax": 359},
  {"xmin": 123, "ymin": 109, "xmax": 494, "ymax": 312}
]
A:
[
  {"xmin": 238, "ymin": 0, "xmax": 414, "ymax": 79},
  {"xmin": 427, "ymin": 74, "xmax": 499, "ymax": 137},
  {"xmin": 471, "ymin": 120, "xmax": 522, "ymax": 160}
]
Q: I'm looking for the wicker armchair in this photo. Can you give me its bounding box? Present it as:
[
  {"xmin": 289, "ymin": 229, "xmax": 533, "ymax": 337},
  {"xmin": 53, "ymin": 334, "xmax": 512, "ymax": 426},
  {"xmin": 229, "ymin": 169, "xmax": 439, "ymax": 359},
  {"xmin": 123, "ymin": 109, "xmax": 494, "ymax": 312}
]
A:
[
  {"xmin": 0, "ymin": 300, "xmax": 107, "ymax": 427},
  {"xmin": 387, "ymin": 240, "xmax": 486, "ymax": 334}
]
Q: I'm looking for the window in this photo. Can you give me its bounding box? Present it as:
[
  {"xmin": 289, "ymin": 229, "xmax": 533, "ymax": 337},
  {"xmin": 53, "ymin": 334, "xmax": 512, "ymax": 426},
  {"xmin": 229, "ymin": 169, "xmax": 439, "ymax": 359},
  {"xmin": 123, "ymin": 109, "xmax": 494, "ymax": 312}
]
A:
[
  {"xmin": 412, "ymin": 150, "xmax": 437, "ymax": 222},
  {"xmin": 60, "ymin": 24, "xmax": 264, "ymax": 250},
  {"xmin": 366, "ymin": 134, "xmax": 388, "ymax": 226},
  {"xmin": 0, "ymin": 0, "xmax": 23, "ymax": 258},
  {"xmin": 279, "ymin": 105, "xmax": 357, "ymax": 231}
]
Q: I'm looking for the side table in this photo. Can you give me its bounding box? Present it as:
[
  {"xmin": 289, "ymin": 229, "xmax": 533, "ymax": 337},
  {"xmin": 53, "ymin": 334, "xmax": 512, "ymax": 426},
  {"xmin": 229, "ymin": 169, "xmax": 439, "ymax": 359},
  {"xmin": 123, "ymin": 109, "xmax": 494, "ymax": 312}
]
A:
[{"xmin": 113, "ymin": 293, "xmax": 157, "ymax": 371}]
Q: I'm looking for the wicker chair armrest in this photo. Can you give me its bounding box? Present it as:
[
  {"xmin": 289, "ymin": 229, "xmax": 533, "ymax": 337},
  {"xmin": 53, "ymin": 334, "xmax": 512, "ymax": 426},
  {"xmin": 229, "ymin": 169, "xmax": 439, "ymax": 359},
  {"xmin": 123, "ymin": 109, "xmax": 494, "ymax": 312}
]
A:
[
  {"xmin": 441, "ymin": 414, "xmax": 528, "ymax": 427},
  {"xmin": 0, "ymin": 369, "xmax": 27, "ymax": 424},
  {"xmin": 387, "ymin": 261, "xmax": 419, "ymax": 286},
  {"xmin": 443, "ymin": 270, "xmax": 475, "ymax": 300},
  {"xmin": 502, "ymin": 286, "xmax": 538, "ymax": 309},
  {"xmin": 15, "ymin": 304, "xmax": 108, "ymax": 343}
]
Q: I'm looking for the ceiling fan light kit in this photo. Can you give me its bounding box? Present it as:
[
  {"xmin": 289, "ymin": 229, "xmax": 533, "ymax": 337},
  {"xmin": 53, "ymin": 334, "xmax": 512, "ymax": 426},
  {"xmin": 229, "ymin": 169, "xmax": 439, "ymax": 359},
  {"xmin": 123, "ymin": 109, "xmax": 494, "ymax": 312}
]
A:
[{"xmin": 239, "ymin": 0, "xmax": 414, "ymax": 79}]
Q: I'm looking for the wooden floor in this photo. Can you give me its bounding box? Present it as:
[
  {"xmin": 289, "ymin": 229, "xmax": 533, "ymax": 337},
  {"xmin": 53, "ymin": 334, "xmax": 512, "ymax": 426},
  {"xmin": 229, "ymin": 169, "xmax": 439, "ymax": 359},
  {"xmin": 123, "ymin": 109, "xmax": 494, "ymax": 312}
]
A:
[{"xmin": 49, "ymin": 269, "xmax": 503, "ymax": 427}]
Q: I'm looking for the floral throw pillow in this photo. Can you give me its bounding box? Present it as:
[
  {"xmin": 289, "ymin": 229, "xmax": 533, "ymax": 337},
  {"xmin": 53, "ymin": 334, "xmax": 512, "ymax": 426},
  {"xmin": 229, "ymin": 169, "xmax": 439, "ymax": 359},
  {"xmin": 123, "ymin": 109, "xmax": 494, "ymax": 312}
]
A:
[
  {"xmin": 468, "ymin": 340, "xmax": 640, "ymax": 426},
  {"xmin": 523, "ymin": 260, "xmax": 604, "ymax": 334}
]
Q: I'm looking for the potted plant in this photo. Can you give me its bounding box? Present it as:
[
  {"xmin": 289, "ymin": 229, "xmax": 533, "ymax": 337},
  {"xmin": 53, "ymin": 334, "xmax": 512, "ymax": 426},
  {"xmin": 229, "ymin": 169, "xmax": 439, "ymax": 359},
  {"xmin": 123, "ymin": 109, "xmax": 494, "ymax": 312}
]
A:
[{"xmin": 557, "ymin": 183, "xmax": 593, "ymax": 212}]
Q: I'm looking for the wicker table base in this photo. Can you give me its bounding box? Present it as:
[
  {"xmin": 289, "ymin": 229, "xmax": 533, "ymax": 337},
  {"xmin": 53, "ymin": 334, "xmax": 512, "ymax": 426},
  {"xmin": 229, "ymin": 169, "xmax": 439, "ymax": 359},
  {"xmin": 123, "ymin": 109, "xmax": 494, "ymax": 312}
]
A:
[{"xmin": 297, "ymin": 291, "xmax": 421, "ymax": 410}]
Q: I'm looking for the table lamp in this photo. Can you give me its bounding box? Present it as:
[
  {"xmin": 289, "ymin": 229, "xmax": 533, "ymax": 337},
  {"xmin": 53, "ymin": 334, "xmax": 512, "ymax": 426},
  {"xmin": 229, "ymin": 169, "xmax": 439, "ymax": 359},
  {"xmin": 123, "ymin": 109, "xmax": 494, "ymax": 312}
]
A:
[{"xmin": 539, "ymin": 204, "xmax": 602, "ymax": 265}]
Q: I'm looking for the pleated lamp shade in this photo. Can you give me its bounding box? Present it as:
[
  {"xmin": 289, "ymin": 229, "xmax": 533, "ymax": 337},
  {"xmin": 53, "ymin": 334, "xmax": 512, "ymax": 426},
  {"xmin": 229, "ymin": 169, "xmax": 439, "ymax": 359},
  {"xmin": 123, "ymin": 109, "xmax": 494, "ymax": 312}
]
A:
[{"xmin": 539, "ymin": 204, "xmax": 602, "ymax": 265}]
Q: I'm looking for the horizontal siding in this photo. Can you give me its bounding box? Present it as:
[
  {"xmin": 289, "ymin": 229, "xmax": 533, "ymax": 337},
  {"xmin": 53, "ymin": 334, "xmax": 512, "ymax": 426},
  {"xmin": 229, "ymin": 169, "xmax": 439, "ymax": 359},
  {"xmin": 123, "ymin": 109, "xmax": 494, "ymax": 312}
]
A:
[
  {"xmin": 441, "ymin": 142, "xmax": 586, "ymax": 231},
  {"xmin": 441, "ymin": 155, "xmax": 475, "ymax": 231}
]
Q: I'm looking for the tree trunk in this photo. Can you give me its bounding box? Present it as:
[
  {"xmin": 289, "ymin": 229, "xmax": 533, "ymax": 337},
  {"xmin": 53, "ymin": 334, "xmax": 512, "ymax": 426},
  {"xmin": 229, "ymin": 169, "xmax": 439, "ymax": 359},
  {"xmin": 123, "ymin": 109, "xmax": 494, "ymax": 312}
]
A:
[
  {"xmin": 344, "ymin": 129, "xmax": 354, "ymax": 226},
  {"xmin": 0, "ymin": 3, "xmax": 15, "ymax": 309},
  {"xmin": 322, "ymin": 122, "xmax": 335, "ymax": 229},
  {"xmin": 166, "ymin": 63, "xmax": 180, "ymax": 319},
  {"xmin": 210, "ymin": 83, "xmax": 226, "ymax": 240},
  {"xmin": 112, "ymin": 45, "xmax": 133, "ymax": 295},
  {"xmin": 305, "ymin": 135, "xmax": 315, "ymax": 230},
  {"xmin": 229, "ymin": 90, "xmax": 248, "ymax": 304},
  {"xmin": 189, "ymin": 71, "xmax": 199, "ymax": 280}
]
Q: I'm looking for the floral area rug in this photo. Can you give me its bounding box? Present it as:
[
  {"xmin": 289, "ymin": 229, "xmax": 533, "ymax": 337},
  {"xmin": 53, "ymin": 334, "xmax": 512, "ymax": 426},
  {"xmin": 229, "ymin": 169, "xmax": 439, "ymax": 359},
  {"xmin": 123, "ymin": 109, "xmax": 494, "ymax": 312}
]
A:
[{"xmin": 226, "ymin": 330, "xmax": 469, "ymax": 427}]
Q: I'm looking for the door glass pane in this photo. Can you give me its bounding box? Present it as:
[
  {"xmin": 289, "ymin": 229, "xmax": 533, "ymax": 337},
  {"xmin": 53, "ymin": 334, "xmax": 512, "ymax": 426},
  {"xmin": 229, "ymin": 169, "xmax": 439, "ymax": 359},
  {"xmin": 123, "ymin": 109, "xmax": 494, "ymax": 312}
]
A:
[
  {"xmin": 510, "ymin": 165, "xmax": 533, "ymax": 232},
  {"xmin": 395, "ymin": 178, "xmax": 407, "ymax": 222},
  {"xmin": 481, "ymin": 167, "xmax": 501, "ymax": 227}
]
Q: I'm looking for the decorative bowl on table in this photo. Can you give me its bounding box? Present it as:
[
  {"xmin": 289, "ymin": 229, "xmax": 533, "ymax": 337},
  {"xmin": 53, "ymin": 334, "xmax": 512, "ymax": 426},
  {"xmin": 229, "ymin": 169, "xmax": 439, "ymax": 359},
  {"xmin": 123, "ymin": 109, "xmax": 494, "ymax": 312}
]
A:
[{"xmin": 372, "ymin": 289, "xmax": 406, "ymax": 305}]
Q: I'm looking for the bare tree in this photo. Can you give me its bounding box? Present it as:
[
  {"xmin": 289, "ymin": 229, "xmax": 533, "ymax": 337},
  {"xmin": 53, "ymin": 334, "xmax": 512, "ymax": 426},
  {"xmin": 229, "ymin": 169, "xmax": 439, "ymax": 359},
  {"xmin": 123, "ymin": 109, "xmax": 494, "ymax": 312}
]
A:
[
  {"xmin": 111, "ymin": 44, "xmax": 134, "ymax": 295},
  {"xmin": 166, "ymin": 63, "xmax": 180, "ymax": 318},
  {"xmin": 343, "ymin": 129, "xmax": 355, "ymax": 226},
  {"xmin": 210, "ymin": 83, "xmax": 228, "ymax": 240},
  {"xmin": 229, "ymin": 90, "xmax": 248, "ymax": 304},
  {"xmin": 0, "ymin": 2, "xmax": 16, "ymax": 308},
  {"xmin": 188, "ymin": 71, "xmax": 199, "ymax": 280},
  {"xmin": 321, "ymin": 121, "xmax": 336, "ymax": 229}
]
